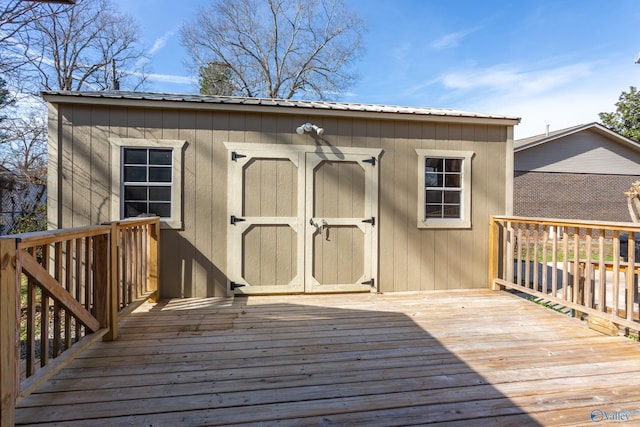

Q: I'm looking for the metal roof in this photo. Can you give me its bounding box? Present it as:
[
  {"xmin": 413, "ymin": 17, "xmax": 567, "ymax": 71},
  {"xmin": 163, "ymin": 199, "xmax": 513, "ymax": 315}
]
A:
[{"xmin": 42, "ymin": 91, "xmax": 521, "ymax": 124}]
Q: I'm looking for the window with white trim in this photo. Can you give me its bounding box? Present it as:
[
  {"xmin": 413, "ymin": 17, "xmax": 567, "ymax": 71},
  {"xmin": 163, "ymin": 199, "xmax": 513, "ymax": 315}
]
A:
[
  {"xmin": 109, "ymin": 138, "xmax": 187, "ymax": 229},
  {"xmin": 122, "ymin": 148, "xmax": 173, "ymax": 218},
  {"xmin": 416, "ymin": 149, "xmax": 473, "ymax": 229}
]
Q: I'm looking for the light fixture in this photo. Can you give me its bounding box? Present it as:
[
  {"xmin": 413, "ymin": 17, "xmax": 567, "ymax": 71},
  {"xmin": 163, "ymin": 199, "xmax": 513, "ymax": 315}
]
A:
[{"xmin": 296, "ymin": 122, "xmax": 324, "ymax": 136}]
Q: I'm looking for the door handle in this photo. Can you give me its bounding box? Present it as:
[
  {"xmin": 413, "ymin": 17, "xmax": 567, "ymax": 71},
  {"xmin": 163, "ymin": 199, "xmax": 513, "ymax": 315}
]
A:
[{"xmin": 310, "ymin": 218, "xmax": 330, "ymax": 240}]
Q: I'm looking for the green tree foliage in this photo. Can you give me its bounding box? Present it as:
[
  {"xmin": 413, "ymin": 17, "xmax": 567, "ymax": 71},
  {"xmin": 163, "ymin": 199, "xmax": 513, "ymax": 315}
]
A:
[
  {"xmin": 9, "ymin": 202, "xmax": 47, "ymax": 234},
  {"xmin": 599, "ymin": 86, "xmax": 640, "ymax": 142},
  {"xmin": 199, "ymin": 62, "xmax": 235, "ymax": 96}
]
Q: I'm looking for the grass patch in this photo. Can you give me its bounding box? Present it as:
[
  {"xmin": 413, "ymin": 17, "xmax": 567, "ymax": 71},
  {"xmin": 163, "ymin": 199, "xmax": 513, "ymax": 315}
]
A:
[{"xmin": 515, "ymin": 239, "xmax": 616, "ymax": 264}]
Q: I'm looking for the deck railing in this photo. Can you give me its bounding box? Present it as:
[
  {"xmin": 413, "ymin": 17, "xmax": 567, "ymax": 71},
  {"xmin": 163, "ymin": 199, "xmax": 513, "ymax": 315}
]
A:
[
  {"xmin": 489, "ymin": 216, "xmax": 640, "ymax": 333},
  {"xmin": 0, "ymin": 217, "xmax": 159, "ymax": 426}
]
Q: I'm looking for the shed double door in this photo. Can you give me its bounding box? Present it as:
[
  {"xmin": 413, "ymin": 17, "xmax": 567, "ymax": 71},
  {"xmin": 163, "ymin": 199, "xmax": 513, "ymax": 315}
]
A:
[{"xmin": 226, "ymin": 143, "xmax": 380, "ymax": 295}]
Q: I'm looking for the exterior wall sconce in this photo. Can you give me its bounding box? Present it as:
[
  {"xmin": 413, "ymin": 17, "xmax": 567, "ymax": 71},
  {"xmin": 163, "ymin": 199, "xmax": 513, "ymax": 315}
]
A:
[{"xmin": 296, "ymin": 122, "xmax": 324, "ymax": 136}]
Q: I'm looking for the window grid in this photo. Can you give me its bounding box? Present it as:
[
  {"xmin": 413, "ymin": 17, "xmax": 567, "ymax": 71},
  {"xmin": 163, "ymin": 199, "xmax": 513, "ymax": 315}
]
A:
[
  {"xmin": 122, "ymin": 148, "xmax": 173, "ymax": 219},
  {"xmin": 424, "ymin": 157, "xmax": 464, "ymax": 220}
]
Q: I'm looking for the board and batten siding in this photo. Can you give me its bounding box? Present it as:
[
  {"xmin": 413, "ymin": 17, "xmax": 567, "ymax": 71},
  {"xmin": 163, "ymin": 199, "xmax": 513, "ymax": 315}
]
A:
[
  {"xmin": 48, "ymin": 102, "xmax": 512, "ymax": 297},
  {"xmin": 515, "ymin": 129, "xmax": 640, "ymax": 175}
]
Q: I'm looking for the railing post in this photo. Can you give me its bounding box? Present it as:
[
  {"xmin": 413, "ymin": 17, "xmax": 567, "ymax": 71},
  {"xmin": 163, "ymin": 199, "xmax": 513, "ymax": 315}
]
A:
[
  {"xmin": 147, "ymin": 218, "xmax": 159, "ymax": 302},
  {"xmin": 93, "ymin": 233, "xmax": 111, "ymax": 337},
  {"xmin": 489, "ymin": 216, "xmax": 503, "ymax": 290},
  {"xmin": 0, "ymin": 238, "xmax": 18, "ymax": 427},
  {"xmin": 103, "ymin": 223, "xmax": 119, "ymax": 342}
]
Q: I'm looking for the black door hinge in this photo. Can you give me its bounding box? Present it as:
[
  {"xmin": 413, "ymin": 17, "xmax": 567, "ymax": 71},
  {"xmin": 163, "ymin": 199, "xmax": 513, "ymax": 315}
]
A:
[
  {"xmin": 230, "ymin": 281, "xmax": 246, "ymax": 290},
  {"xmin": 362, "ymin": 156, "xmax": 376, "ymax": 166},
  {"xmin": 230, "ymin": 215, "xmax": 246, "ymax": 225},
  {"xmin": 231, "ymin": 151, "xmax": 247, "ymax": 161},
  {"xmin": 361, "ymin": 278, "xmax": 375, "ymax": 287},
  {"xmin": 362, "ymin": 217, "xmax": 375, "ymax": 226}
]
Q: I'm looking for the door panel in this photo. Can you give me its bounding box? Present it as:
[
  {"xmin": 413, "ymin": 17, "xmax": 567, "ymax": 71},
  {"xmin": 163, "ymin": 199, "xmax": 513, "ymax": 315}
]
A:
[
  {"xmin": 305, "ymin": 152, "xmax": 377, "ymax": 293},
  {"xmin": 313, "ymin": 161, "xmax": 365, "ymax": 218},
  {"xmin": 243, "ymin": 224, "xmax": 297, "ymax": 286},
  {"xmin": 243, "ymin": 158, "xmax": 297, "ymax": 217},
  {"xmin": 313, "ymin": 225, "xmax": 365, "ymax": 285},
  {"xmin": 227, "ymin": 150, "xmax": 305, "ymax": 294}
]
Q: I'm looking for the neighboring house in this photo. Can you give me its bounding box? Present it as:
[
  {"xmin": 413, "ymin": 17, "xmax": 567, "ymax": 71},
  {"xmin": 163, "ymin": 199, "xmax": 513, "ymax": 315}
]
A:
[
  {"xmin": 0, "ymin": 165, "xmax": 47, "ymax": 235},
  {"xmin": 43, "ymin": 91, "xmax": 519, "ymax": 298},
  {"xmin": 514, "ymin": 123, "xmax": 640, "ymax": 223}
]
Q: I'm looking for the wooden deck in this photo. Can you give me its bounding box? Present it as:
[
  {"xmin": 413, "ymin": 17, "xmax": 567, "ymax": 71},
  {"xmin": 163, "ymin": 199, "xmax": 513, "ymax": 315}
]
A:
[{"xmin": 14, "ymin": 290, "xmax": 640, "ymax": 426}]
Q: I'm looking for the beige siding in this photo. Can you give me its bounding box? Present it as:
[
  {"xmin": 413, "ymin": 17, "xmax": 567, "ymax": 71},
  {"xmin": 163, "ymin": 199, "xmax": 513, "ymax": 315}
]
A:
[
  {"xmin": 46, "ymin": 104, "xmax": 59, "ymax": 230},
  {"xmin": 50, "ymin": 103, "xmax": 511, "ymax": 297}
]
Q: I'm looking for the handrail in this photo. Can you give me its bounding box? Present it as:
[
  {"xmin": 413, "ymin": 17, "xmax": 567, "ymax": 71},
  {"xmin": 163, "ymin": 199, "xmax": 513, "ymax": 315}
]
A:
[
  {"xmin": 0, "ymin": 216, "xmax": 159, "ymax": 426},
  {"xmin": 489, "ymin": 215, "xmax": 640, "ymax": 333}
]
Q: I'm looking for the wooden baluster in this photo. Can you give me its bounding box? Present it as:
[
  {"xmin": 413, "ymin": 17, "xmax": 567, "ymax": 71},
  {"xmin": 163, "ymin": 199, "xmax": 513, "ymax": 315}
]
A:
[
  {"xmin": 131, "ymin": 226, "xmax": 137, "ymax": 300},
  {"xmin": 74, "ymin": 238, "xmax": 83, "ymax": 343},
  {"xmin": 93, "ymin": 233, "xmax": 110, "ymax": 331},
  {"xmin": 127, "ymin": 227, "xmax": 133, "ymax": 305},
  {"xmin": 551, "ymin": 225, "xmax": 558, "ymax": 298},
  {"xmin": 516, "ymin": 224, "xmax": 523, "ymax": 288},
  {"xmin": 83, "ymin": 236, "xmax": 91, "ymax": 339},
  {"xmin": 105, "ymin": 223, "xmax": 119, "ymax": 342},
  {"xmin": 148, "ymin": 219, "xmax": 159, "ymax": 300},
  {"xmin": 51, "ymin": 242, "xmax": 62, "ymax": 358},
  {"xmin": 532, "ymin": 225, "xmax": 539, "ymax": 291},
  {"xmin": 40, "ymin": 284, "xmax": 49, "ymax": 368},
  {"xmin": 562, "ymin": 227, "xmax": 569, "ymax": 302},
  {"xmin": 118, "ymin": 227, "xmax": 124, "ymax": 311},
  {"xmin": 572, "ymin": 229, "xmax": 584, "ymax": 318},
  {"xmin": 505, "ymin": 221, "xmax": 514, "ymax": 286},
  {"xmin": 524, "ymin": 226, "xmax": 531, "ymax": 289},
  {"xmin": 584, "ymin": 228, "xmax": 593, "ymax": 310},
  {"xmin": 26, "ymin": 252, "xmax": 36, "ymax": 378},
  {"xmin": 488, "ymin": 216, "xmax": 499, "ymax": 290},
  {"xmin": 627, "ymin": 231, "xmax": 636, "ymax": 322},
  {"xmin": 613, "ymin": 230, "xmax": 621, "ymax": 317},
  {"xmin": 598, "ymin": 229, "xmax": 606, "ymax": 313},
  {"xmin": 541, "ymin": 224, "xmax": 548, "ymax": 294}
]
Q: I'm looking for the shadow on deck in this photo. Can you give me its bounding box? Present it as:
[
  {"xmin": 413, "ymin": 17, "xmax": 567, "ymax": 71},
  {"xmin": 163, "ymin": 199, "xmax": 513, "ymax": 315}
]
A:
[{"xmin": 15, "ymin": 290, "xmax": 640, "ymax": 426}]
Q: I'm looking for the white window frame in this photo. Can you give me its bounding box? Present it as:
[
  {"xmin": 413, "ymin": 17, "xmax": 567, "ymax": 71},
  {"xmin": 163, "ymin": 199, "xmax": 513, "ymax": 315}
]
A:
[
  {"xmin": 415, "ymin": 149, "xmax": 474, "ymax": 229},
  {"xmin": 110, "ymin": 138, "xmax": 187, "ymax": 229}
]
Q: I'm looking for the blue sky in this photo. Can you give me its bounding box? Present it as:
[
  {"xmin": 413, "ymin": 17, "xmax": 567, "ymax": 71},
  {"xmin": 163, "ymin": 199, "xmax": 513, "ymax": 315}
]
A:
[{"xmin": 113, "ymin": 0, "xmax": 640, "ymax": 139}]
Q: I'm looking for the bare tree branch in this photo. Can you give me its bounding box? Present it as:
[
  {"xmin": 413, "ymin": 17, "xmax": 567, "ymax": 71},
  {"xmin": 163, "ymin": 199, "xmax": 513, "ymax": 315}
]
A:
[
  {"xmin": 181, "ymin": 0, "xmax": 365, "ymax": 100},
  {"xmin": 0, "ymin": 0, "xmax": 56, "ymax": 78},
  {"xmin": 0, "ymin": 110, "xmax": 47, "ymax": 183},
  {"xmin": 17, "ymin": 0, "xmax": 148, "ymax": 91}
]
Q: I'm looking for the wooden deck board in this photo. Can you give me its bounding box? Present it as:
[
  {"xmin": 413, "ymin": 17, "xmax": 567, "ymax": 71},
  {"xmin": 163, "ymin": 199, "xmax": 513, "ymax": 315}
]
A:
[{"xmin": 15, "ymin": 290, "xmax": 640, "ymax": 426}]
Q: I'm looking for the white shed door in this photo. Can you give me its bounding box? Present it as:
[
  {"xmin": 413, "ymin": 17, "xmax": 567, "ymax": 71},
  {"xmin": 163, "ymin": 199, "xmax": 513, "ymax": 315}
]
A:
[
  {"xmin": 305, "ymin": 152, "xmax": 378, "ymax": 293},
  {"xmin": 226, "ymin": 144, "xmax": 379, "ymax": 295}
]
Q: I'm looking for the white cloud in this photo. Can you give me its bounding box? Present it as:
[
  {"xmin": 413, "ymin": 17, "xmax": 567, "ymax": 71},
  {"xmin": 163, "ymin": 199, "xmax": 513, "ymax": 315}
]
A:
[
  {"xmin": 144, "ymin": 73, "xmax": 196, "ymax": 85},
  {"xmin": 429, "ymin": 26, "xmax": 482, "ymax": 50},
  {"xmin": 461, "ymin": 67, "xmax": 635, "ymax": 139},
  {"xmin": 148, "ymin": 29, "xmax": 176, "ymax": 57},
  {"xmin": 440, "ymin": 62, "xmax": 594, "ymax": 96},
  {"xmin": 432, "ymin": 58, "xmax": 640, "ymax": 139}
]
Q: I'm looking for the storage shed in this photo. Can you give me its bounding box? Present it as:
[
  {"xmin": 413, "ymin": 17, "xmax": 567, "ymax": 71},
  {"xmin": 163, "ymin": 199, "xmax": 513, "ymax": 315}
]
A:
[{"xmin": 43, "ymin": 91, "xmax": 519, "ymax": 298}]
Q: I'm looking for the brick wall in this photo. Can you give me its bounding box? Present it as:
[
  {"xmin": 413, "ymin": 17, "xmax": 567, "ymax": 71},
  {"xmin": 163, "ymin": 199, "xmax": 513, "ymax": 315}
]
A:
[{"xmin": 514, "ymin": 171, "xmax": 639, "ymax": 222}]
